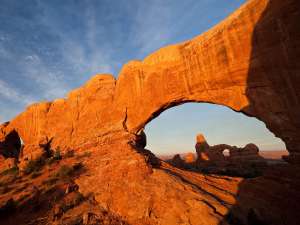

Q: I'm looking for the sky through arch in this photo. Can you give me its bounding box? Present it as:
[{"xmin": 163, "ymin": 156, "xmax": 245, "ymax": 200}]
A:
[{"xmin": 145, "ymin": 103, "xmax": 286, "ymax": 155}]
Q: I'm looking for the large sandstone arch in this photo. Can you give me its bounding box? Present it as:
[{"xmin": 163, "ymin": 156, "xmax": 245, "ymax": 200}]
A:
[
  {"xmin": 114, "ymin": 0, "xmax": 300, "ymax": 162},
  {"xmin": 0, "ymin": 0, "xmax": 299, "ymax": 163}
]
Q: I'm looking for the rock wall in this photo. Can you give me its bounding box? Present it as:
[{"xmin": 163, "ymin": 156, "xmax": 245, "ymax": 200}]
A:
[{"xmin": 0, "ymin": 0, "xmax": 299, "ymax": 164}]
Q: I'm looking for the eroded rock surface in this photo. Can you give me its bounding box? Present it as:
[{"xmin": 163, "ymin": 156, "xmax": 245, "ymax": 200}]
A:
[
  {"xmin": 0, "ymin": 0, "xmax": 298, "ymax": 162},
  {"xmin": 0, "ymin": 0, "xmax": 299, "ymax": 224}
]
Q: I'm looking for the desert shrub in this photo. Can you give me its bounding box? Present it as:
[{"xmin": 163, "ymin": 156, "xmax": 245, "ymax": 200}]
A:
[
  {"xmin": 55, "ymin": 165, "xmax": 74, "ymax": 178},
  {"xmin": 24, "ymin": 158, "xmax": 45, "ymax": 175},
  {"xmin": 46, "ymin": 149, "xmax": 62, "ymax": 165},
  {"xmin": 45, "ymin": 157, "xmax": 56, "ymax": 165},
  {"xmin": 72, "ymin": 162, "xmax": 83, "ymax": 171},
  {"xmin": 55, "ymin": 163, "xmax": 83, "ymax": 179},
  {"xmin": 53, "ymin": 149, "xmax": 62, "ymax": 160}
]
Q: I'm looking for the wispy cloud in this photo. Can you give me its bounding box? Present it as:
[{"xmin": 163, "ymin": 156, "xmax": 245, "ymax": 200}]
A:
[
  {"xmin": 0, "ymin": 79, "xmax": 35, "ymax": 105},
  {"xmin": 23, "ymin": 54, "xmax": 69, "ymax": 100},
  {"xmin": 129, "ymin": 0, "xmax": 174, "ymax": 56}
]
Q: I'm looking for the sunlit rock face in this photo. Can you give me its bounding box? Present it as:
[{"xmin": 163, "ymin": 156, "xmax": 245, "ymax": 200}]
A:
[
  {"xmin": 0, "ymin": 0, "xmax": 299, "ymax": 224},
  {"xmin": 1, "ymin": 0, "xmax": 299, "ymax": 163}
]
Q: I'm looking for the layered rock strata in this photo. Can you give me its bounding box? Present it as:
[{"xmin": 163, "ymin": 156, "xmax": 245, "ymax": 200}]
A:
[{"xmin": 0, "ymin": 0, "xmax": 299, "ymax": 224}]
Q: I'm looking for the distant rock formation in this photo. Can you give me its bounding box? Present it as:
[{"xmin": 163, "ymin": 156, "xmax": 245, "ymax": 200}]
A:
[
  {"xmin": 169, "ymin": 154, "xmax": 185, "ymax": 168},
  {"xmin": 183, "ymin": 152, "xmax": 196, "ymax": 164},
  {"xmin": 195, "ymin": 133, "xmax": 264, "ymax": 167}
]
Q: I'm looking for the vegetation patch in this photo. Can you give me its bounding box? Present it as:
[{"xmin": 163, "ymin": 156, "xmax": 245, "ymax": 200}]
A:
[{"xmin": 46, "ymin": 149, "xmax": 62, "ymax": 165}]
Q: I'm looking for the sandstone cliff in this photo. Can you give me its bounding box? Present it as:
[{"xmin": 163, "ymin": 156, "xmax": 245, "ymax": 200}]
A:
[{"xmin": 0, "ymin": 0, "xmax": 299, "ymax": 224}]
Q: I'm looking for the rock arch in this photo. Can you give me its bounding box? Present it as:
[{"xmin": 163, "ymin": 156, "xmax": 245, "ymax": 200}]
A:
[
  {"xmin": 115, "ymin": 0, "xmax": 300, "ymax": 163},
  {"xmin": 223, "ymin": 149, "xmax": 231, "ymax": 158},
  {"xmin": 0, "ymin": 0, "xmax": 299, "ymax": 164}
]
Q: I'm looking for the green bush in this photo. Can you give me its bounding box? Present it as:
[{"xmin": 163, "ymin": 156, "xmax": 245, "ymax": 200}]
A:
[
  {"xmin": 45, "ymin": 149, "xmax": 62, "ymax": 165},
  {"xmin": 55, "ymin": 165, "xmax": 74, "ymax": 178}
]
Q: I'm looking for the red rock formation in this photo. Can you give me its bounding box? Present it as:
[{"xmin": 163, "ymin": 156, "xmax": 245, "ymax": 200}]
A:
[
  {"xmin": 184, "ymin": 152, "xmax": 196, "ymax": 164},
  {"xmin": 168, "ymin": 154, "xmax": 185, "ymax": 168},
  {"xmin": 0, "ymin": 0, "xmax": 299, "ymax": 224},
  {"xmin": 0, "ymin": 0, "xmax": 298, "ymax": 163},
  {"xmin": 195, "ymin": 133, "xmax": 264, "ymax": 166}
]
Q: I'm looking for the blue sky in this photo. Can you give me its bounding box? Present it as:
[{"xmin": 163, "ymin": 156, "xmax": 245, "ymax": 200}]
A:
[{"xmin": 0, "ymin": 0, "xmax": 286, "ymax": 154}]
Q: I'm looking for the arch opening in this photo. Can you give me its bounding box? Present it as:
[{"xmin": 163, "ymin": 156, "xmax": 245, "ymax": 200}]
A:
[
  {"xmin": 143, "ymin": 103, "xmax": 288, "ymax": 172},
  {"xmin": 222, "ymin": 149, "xmax": 230, "ymax": 158},
  {"xmin": 0, "ymin": 129, "xmax": 22, "ymax": 159}
]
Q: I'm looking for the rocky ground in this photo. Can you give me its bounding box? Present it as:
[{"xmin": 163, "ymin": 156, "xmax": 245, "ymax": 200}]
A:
[
  {"xmin": 0, "ymin": 150, "xmax": 128, "ymax": 225},
  {"xmin": 0, "ymin": 0, "xmax": 299, "ymax": 224},
  {"xmin": 0, "ymin": 146, "xmax": 299, "ymax": 225}
]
